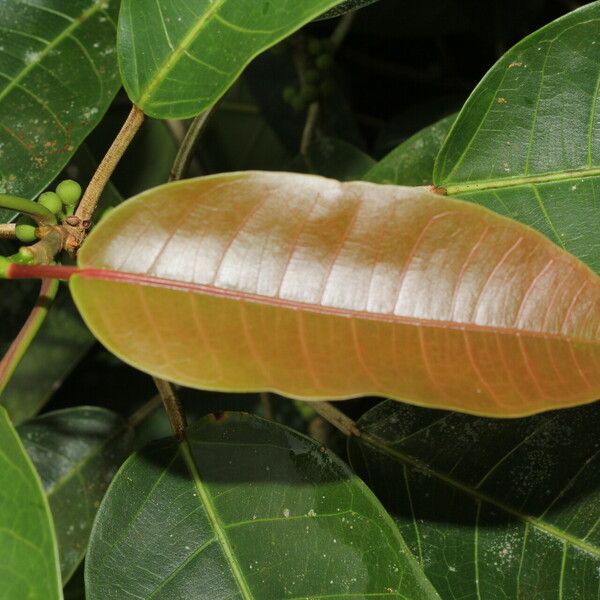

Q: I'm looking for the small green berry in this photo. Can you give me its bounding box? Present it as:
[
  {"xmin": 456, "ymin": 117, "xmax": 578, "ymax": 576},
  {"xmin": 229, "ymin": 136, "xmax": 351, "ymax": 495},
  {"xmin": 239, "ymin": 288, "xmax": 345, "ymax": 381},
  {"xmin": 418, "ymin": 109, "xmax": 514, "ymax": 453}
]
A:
[
  {"xmin": 0, "ymin": 256, "xmax": 10, "ymax": 278},
  {"xmin": 282, "ymin": 85, "xmax": 297, "ymax": 103},
  {"xmin": 315, "ymin": 54, "xmax": 334, "ymax": 71},
  {"xmin": 38, "ymin": 191, "xmax": 63, "ymax": 215},
  {"xmin": 15, "ymin": 216, "xmax": 37, "ymax": 244},
  {"xmin": 304, "ymin": 69, "xmax": 320, "ymax": 85},
  {"xmin": 56, "ymin": 179, "xmax": 82, "ymax": 206}
]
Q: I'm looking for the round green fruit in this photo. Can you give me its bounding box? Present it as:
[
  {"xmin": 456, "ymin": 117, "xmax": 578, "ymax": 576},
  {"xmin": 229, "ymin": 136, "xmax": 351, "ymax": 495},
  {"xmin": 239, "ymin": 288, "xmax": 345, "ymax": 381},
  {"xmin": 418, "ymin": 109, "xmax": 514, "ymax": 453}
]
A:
[
  {"xmin": 38, "ymin": 191, "xmax": 63, "ymax": 215},
  {"xmin": 15, "ymin": 216, "xmax": 37, "ymax": 243},
  {"xmin": 282, "ymin": 85, "xmax": 297, "ymax": 103},
  {"xmin": 316, "ymin": 54, "xmax": 334, "ymax": 71},
  {"xmin": 56, "ymin": 179, "xmax": 82, "ymax": 206}
]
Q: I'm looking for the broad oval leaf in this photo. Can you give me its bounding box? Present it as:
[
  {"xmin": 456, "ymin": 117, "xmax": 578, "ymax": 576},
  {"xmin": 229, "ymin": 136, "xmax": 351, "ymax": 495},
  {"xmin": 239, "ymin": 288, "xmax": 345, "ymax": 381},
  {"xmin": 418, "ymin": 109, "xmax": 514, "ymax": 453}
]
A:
[
  {"xmin": 349, "ymin": 400, "xmax": 600, "ymax": 599},
  {"xmin": 0, "ymin": 406, "xmax": 61, "ymax": 600},
  {"xmin": 85, "ymin": 412, "xmax": 437, "ymax": 599},
  {"xmin": 434, "ymin": 2, "xmax": 600, "ymax": 273},
  {"xmin": 72, "ymin": 172, "xmax": 600, "ymax": 417},
  {"xmin": 0, "ymin": 0, "xmax": 121, "ymax": 222},
  {"xmin": 117, "ymin": 0, "xmax": 346, "ymax": 119},
  {"xmin": 19, "ymin": 407, "xmax": 134, "ymax": 583}
]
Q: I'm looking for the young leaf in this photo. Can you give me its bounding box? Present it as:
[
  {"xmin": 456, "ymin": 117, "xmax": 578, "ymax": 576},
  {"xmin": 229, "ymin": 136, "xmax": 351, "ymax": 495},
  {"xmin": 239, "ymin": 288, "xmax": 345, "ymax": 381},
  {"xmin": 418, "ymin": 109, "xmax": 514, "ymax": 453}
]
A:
[
  {"xmin": 117, "ymin": 0, "xmax": 348, "ymax": 119},
  {"xmin": 435, "ymin": 2, "xmax": 600, "ymax": 274},
  {"xmin": 19, "ymin": 407, "xmax": 134, "ymax": 584},
  {"xmin": 85, "ymin": 412, "xmax": 438, "ymax": 599},
  {"xmin": 0, "ymin": 406, "xmax": 61, "ymax": 600},
  {"xmin": 0, "ymin": 0, "xmax": 121, "ymax": 223},
  {"xmin": 365, "ymin": 114, "xmax": 456, "ymax": 185},
  {"xmin": 70, "ymin": 172, "xmax": 600, "ymax": 417},
  {"xmin": 348, "ymin": 400, "xmax": 600, "ymax": 599}
]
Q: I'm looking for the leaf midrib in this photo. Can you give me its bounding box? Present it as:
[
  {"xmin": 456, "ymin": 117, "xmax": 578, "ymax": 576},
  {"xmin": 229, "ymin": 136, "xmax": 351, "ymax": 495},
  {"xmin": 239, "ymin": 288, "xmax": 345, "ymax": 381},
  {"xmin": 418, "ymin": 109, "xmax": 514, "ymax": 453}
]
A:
[
  {"xmin": 444, "ymin": 165, "xmax": 600, "ymax": 195},
  {"xmin": 73, "ymin": 269, "xmax": 599, "ymax": 346},
  {"xmin": 136, "ymin": 0, "xmax": 228, "ymax": 108},
  {"xmin": 0, "ymin": 1, "xmax": 108, "ymax": 107},
  {"xmin": 361, "ymin": 431, "xmax": 600, "ymax": 558},
  {"xmin": 180, "ymin": 438, "xmax": 253, "ymax": 600}
]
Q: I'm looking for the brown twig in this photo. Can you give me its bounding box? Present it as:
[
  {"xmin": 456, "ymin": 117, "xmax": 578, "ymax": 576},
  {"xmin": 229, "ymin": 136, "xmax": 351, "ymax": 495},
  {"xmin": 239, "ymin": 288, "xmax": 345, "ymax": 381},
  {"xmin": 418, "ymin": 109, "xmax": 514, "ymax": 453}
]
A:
[
  {"xmin": 330, "ymin": 10, "xmax": 356, "ymax": 50},
  {"xmin": 260, "ymin": 392, "xmax": 274, "ymax": 420},
  {"xmin": 311, "ymin": 401, "xmax": 361, "ymax": 437},
  {"xmin": 19, "ymin": 226, "xmax": 66, "ymax": 265},
  {"xmin": 0, "ymin": 224, "xmax": 16, "ymax": 239},
  {"xmin": 64, "ymin": 104, "xmax": 145, "ymax": 253},
  {"xmin": 153, "ymin": 377, "xmax": 187, "ymax": 440},
  {"xmin": 128, "ymin": 394, "xmax": 163, "ymax": 428},
  {"xmin": 169, "ymin": 110, "xmax": 212, "ymax": 182}
]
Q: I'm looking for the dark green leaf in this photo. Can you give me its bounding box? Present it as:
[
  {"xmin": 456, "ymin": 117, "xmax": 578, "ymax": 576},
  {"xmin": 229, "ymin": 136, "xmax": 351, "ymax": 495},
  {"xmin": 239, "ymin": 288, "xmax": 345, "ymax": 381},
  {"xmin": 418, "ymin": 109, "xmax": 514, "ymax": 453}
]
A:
[
  {"xmin": 117, "ymin": 0, "xmax": 349, "ymax": 118},
  {"xmin": 434, "ymin": 2, "xmax": 600, "ymax": 273},
  {"xmin": 365, "ymin": 114, "xmax": 456, "ymax": 185},
  {"xmin": 199, "ymin": 81, "xmax": 291, "ymax": 173},
  {"xmin": 86, "ymin": 412, "xmax": 439, "ymax": 599},
  {"xmin": 0, "ymin": 0, "xmax": 122, "ymax": 222},
  {"xmin": 305, "ymin": 135, "xmax": 375, "ymax": 180},
  {"xmin": 0, "ymin": 406, "xmax": 61, "ymax": 599},
  {"xmin": 19, "ymin": 407, "xmax": 134, "ymax": 584},
  {"xmin": 349, "ymin": 401, "xmax": 600, "ymax": 599}
]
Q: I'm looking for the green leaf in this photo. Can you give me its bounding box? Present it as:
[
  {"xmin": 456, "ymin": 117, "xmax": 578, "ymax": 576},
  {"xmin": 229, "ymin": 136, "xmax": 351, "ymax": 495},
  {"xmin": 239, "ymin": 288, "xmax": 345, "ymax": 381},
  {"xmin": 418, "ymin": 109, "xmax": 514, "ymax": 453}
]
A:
[
  {"xmin": 305, "ymin": 135, "xmax": 375, "ymax": 180},
  {"xmin": 348, "ymin": 400, "xmax": 600, "ymax": 599},
  {"xmin": 86, "ymin": 412, "xmax": 439, "ymax": 599},
  {"xmin": 199, "ymin": 81, "xmax": 291, "ymax": 173},
  {"xmin": 0, "ymin": 0, "xmax": 122, "ymax": 223},
  {"xmin": 117, "ymin": 0, "xmax": 349, "ymax": 119},
  {"xmin": 0, "ymin": 406, "xmax": 61, "ymax": 600},
  {"xmin": 19, "ymin": 407, "xmax": 134, "ymax": 584},
  {"xmin": 365, "ymin": 114, "xmax": 456, "ymax": 185},
  {"xmin": 434, "ymin": 2, "xmax": 600, "ymax": 274}
]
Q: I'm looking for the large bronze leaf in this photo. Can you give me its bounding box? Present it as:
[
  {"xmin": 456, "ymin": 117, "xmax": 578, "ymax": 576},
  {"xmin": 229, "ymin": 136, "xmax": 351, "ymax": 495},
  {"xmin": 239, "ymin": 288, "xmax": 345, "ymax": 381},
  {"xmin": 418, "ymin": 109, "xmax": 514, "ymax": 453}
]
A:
[{"xmin": 70, "ymin": 172, "xmax": 600, "ymax": 417}]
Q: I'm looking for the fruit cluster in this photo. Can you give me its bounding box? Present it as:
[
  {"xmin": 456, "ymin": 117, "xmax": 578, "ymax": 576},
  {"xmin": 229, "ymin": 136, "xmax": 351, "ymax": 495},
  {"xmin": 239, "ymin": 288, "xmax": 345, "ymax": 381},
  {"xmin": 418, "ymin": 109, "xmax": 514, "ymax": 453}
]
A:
[
  {"xmin": 283, "ymin": 37, "xmax": 336, "ymax": 111},
  {"xmin": 15, "ymin": 180, "xmax": 82, "ymax": 243}
]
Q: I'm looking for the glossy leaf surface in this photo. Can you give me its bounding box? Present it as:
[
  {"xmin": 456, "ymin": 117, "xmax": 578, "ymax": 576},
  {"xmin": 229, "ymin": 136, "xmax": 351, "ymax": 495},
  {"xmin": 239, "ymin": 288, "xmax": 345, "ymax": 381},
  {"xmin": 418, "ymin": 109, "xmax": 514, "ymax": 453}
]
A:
[
  {"xmin": 72, "ymin": 172, "xmax": 600, "ymax": 417},
  {"xmin": 349, "ymin": 400, "xmax": 600, "ymax": 599},
  {"xmin": 19, "ymin": 407, "xmax": 134, "ymax": 583},
  {"xmin": 365, "ymin": 114, "xmax": 455, "ymax": 186},
  {"xmin": 86, "ymin": 412, "xmax": 437, "ymax": 599},
  {"xmin": 0, "ymin": 406, "xmax": 61, "ymax": 599},
  {"xmin": 435, "ymin": 2, "xmax": 600, "ymax": 273},
  {"xmin": 117, "ymin": 0, "xmax": 346, "ymax": 118},
  {"xmin": 0, "ymin": 0, "xmax": 121, "ymax": 222}
]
